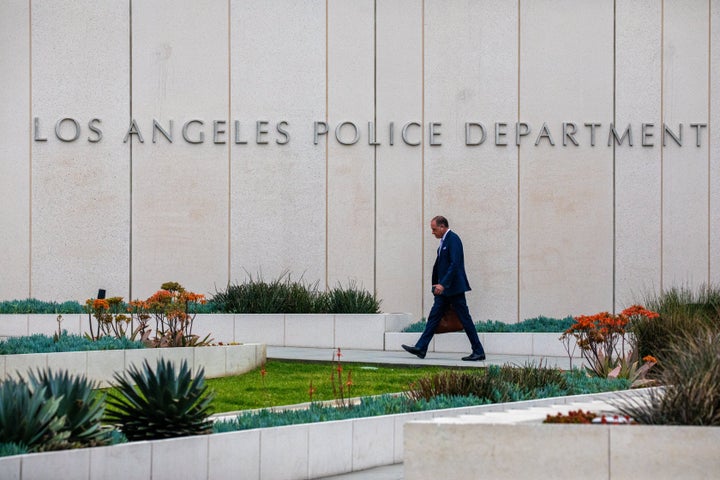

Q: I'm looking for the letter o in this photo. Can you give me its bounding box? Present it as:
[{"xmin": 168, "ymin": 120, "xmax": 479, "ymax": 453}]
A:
[
  {"xmin": 335, "ymin": 121, "xmax": 360, "ymax": 145},
  {"xmin": 55, "ymin": 118, "xmax": 81, "ymax": 142}
]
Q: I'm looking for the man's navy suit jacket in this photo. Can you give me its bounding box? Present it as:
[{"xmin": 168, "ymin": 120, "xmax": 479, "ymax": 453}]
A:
[{"xmin": 432, "ymin": 230, "xmax": 471, "ymax": 296}]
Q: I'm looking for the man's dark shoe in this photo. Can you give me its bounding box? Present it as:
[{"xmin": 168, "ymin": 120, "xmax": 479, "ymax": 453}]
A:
[
  {"xmin": 462, "ymin": 352, "xmax": 486, "ymax": 361},
  {"xmin": 402, "ymin": 344, "xmax": 426, "ymax": 359}
]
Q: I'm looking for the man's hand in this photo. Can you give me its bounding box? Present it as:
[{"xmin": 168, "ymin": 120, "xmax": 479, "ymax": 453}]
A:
[{"xmin": 432, "ymin": 284, "xmax": 444, "ymax": 295}]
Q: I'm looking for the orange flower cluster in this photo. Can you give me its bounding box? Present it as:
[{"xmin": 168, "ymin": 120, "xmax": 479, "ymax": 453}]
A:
[
  {"xmin": 620, "ymin": 304, "xmax": 660, "ymax": 320},
  {"xmin": 92, "ymin": 299, "xmax": 110, "ymax": 310}
]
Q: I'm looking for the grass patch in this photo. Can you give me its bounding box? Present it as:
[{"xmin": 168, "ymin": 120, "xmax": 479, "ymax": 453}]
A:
[{"xmin": 204, "ymin": 360, "xmax": 448, "ymax": 413}]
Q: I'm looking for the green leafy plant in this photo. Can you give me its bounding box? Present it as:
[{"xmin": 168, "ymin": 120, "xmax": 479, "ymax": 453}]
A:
[
  {"xmin": 26, "ymin": 369, "xmax": 112, "ymax": 448},
  {"xmin": 105, "ymin": 359, "xmax": 215, "ymax": 441},
  {"xmin": 0, "ymin": 378, "xmax": 67, "ymax": 451}
]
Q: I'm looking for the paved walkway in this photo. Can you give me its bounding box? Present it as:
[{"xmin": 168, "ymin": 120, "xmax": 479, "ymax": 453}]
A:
[
  {"xmin": 267, "ymin": 346, "xmax": 577, "ymax": 370},
  {"xmin": 265, "ymin": 346, "xmax": 580, "ymax": 480}
]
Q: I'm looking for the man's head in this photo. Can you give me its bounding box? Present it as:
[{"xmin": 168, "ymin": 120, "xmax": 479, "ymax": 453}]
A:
[{"xmin": 430, "ymin": 215, "xmax": 449, "ymax": 239}]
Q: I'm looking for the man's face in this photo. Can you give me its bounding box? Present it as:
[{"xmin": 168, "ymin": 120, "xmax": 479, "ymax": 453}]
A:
[{"xmin": 430, "ymin": 220, "xmax": 447, "ymax": 239}]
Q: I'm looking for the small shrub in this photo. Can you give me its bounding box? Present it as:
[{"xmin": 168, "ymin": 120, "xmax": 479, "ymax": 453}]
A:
[{"xmin": 106, "ymin": 359, "xmax": 215, "ymax": 441}]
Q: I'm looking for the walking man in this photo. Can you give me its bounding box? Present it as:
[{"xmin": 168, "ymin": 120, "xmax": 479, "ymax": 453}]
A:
[{"xmin": 402, "ymin": 216, "xmax": 486, "ymax": 361}]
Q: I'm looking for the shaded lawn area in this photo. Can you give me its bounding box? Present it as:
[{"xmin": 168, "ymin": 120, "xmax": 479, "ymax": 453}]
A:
[{"xmin": 205, "ymin": 360, "xmax": 451, "ymax": 413}]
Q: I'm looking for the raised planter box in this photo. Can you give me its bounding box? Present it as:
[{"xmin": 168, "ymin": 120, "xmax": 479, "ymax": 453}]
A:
[
  {"xmin": 2, "ymin": 314, "xmax": 580, "ymax": 357},
  {"xmin": 1, "ymin": 313, "xmax": 415, "ymax": 351},
  {"xmin": 0, "ymin": 344, "xmax": 266, "ymax": 388},
  {"xmin": 0, "ymin": 391, "xmax": 637, "ymax": 480},
  {"xmin": 404, "ymin": 420, "xmax": 720, "ymax": 479}
]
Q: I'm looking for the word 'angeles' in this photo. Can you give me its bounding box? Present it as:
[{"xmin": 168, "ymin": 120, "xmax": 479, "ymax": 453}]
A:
[{"xmin": 33, "ymin": 117, "xmax": 708, "ymax": 148}]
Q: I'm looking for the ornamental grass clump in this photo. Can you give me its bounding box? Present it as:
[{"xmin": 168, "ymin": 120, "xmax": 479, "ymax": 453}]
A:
[
  {"xmin": 406, "ymin": 363, "xmax": 584, "ymax": 404},
  {"xmin": 631, "ymin": 284, "xmax": 720, "ymax": 362},
  {"xmin": 105, "ymin": 359, "xmax": 215, "ymax": 441},
  {"xmin": 614, "ymin": 330, "xmax": 720, "ymax": 426},
  {"xmin": 212, "ymin": 271, "xmax": 381, "ymax": 314}
]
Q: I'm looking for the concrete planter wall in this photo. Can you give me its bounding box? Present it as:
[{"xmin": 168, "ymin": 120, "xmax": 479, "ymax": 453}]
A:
[
  {"xmin": 0, "ymin": 313, "xmax": 415, "ymax": 350},
  {"xmin": 404, "ymin": 422, "xmax": 720, "ymax": 479},
  {"xmin": 0, "ymin": 391, "xmax": 636, "ymax": 480},
  {"xmin": 2, "ymin": 314, "xmax": 581, "ymax": 356},
  {"xmin": 0, "ymin": 344, "xmax": 266, "ymax": 388}
]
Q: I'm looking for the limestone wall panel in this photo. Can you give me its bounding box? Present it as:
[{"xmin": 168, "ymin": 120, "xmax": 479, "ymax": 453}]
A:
[
  {"xmin": 130, "ymin": 0, "xmax": 228, "ymax": 299},
  {"xmin": 229, "ymin": 0, "xmax": 326, "ymax": 287},
  {"xmin": 519, "ymin": 0, "xmax": 615, "ymax": 319},
  {"xmin": 375, "ymin": 0, "xmax": 423, "ymax": 318},
  {"xmin": 326, "ymin": 0, "xmax": 376, "ymax": 290},
  {"xmin": 662, "ymin": 0, "xmax": 710, "ymax": 288},
  {"xmin": 424, "ymin": 0, "xmax": 519, "ymax": 322},
  {"xmin": 0, "ymin": 0, "xmax": 30, "ymax": 299},
  {"xmin": 31, "ymin": 0, "xmax": 130, "ymax": 301},
  {"xmin": 614, "ymin": 0, "xmax": 662, "ymax": 309}
]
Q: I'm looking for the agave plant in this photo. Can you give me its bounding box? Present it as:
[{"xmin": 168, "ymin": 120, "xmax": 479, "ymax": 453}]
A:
[
  {"xmin": 26, "ymin": 369, "xmax": 112, "ymax": 448},
  {"xmin": 0, "ymin": 378, "xmax": 67, "ymax": 451},
  {"xmin": 105, "ymin": 359, "xmax": 215, "ymax": 441}
]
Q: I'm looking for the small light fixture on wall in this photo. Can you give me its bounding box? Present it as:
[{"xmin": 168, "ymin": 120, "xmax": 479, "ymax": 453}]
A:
[{"xmin": 97, "ymin": 289, "xmax": 106, "ymax": 300}]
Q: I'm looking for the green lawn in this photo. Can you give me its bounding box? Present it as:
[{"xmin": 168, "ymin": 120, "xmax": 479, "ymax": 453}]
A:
[{"xmin": 205, "ymin": 360, "xmax": 451, "ymax": 413}]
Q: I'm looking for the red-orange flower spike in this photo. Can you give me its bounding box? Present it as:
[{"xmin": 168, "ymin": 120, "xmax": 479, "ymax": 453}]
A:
[
  {"xmin": 643, "ymin": 355, "xmax": 658, "ymax": 364},
  {"xmin": 336, "ymin": 348, "xmax": 342, "ymax": 359},
  {"xmin": 308, "ymin": 381, "xmax": 316, "ymax": 399}
]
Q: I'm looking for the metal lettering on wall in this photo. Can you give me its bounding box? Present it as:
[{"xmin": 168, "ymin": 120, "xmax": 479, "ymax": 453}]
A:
[{"xmin": 33, "ymin": 117, "xmax": 709, "ymax": 148}]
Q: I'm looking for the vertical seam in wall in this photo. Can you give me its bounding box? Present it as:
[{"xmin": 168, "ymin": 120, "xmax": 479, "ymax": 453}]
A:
[
  {"xmin": 373, "ymin": 0, "xmax": 378, "ymax": 297},
  {"xmin": 660, "ymin": 0, "xmax": 664, "ymax": 292},
  {"xmin": 325, "ymin": 0, "xmax": 329, "ymax": 289},
  {"xmin": 28, "ymin": 0, "xmax": 33, "ymax": 298},
  {"xmin": 708, "ymin": 0, "xmax": 712, "ymax": 284},
  {"xmin": 612, "ymin": 0, "xmax": 617, "ymax": 314},
  {"xmin": 516, "ymin": 0, "xmax": 521, "ymax": 323},
  {"xmin": 227, "ymin": 0, "xmax": 232, "ymax": 286},
  {"xmin": 421, "ymin": 0, "xmax": 426, "ymax": 312},
  {"xmin": 128, "ymin": 0, "xmax": 133, "ymax": 300}
]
